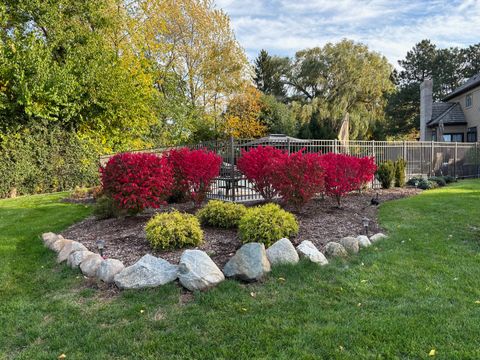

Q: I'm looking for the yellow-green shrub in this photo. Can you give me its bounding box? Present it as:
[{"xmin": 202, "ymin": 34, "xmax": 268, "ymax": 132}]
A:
[
  {"xmin": 238, "ymin": 203, "xmax": 298, "ymax": 247},
  {"xmin": 145, "ymin": 211, "xmax": 203, "ymax": 250},
  {"xmin": 196, "ymin": 200, "xmax": 247, "ymax": 228}
]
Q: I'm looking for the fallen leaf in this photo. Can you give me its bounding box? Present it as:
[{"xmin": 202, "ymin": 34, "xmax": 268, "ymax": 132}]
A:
[
  {"xmin": 241, "ymin": 308, "xmax": 247, "ymax": 312},
  {"xmin": 140, "ymin": 309, "xmax": 145, "ymax": 314},
  {"xmin": 357, "ymin": 303, "xmax": 362, "ymax": 307},
  {"xmin": 475, "ymin": 300, "xmax": 480, "ymax": 304},
  {"xmin": 58, "ymin": 354, "xmax": 66, "ymax": 359},
  {"xmin": 250, "ymin": 292, "xmax": 256, "ymax": 298},
  {"xmin": 429, "ymin": 349, "xmax": 436, "ymax": 356},
  {"xmin": 278, "ymin": 277, "xmax": 286, "ymax": 282},
  {"xmin": 360, "ymin": 279, "xmax": 368, "ymax": 283}
]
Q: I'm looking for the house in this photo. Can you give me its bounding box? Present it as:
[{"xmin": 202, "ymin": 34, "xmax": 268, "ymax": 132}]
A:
[{"xmin": 420, "ymin": 73, "xmax": 480, "ymax": 142}]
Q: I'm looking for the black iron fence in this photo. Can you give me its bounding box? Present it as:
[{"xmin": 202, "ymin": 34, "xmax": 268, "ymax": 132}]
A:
[{"xmin": 100, "ymin": 136, "xmax": 480, "ymax": 203}]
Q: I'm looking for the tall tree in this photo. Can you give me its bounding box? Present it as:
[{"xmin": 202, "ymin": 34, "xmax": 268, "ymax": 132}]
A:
[
  {"xmin": 286, "ymin": 40, "xmax": 394, "ymax": 139},
  {"xmin": 253, "ymin": 49, "xmax": 288, "ymax": 100}
]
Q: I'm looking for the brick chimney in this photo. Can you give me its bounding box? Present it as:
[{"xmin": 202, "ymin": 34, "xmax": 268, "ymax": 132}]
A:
[{"xmin": 420, "ymin": 78, "xmax": 433, "ymax": 141}]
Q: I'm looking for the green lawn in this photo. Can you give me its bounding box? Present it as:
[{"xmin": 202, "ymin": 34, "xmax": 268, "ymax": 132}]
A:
[{"xmin": 1, "ymin": 183, "xmax": 480, "ymax": 359}]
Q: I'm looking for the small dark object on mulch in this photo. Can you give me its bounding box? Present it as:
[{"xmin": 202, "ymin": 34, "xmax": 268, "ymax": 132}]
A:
[{"xmin": 61, "ymin": 188, "xmax": 420, "ymax": 268}]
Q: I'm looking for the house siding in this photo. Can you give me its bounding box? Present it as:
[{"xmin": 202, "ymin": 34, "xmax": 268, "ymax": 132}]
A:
[{"xmin": 448, "ymin": 88, "xmax": 480, "ymax": 130}]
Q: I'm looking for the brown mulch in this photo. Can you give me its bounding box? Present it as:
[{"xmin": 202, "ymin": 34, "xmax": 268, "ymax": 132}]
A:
[{"xmin": 61, "ymin": 188, "xmax": 421, "ymax": 268}]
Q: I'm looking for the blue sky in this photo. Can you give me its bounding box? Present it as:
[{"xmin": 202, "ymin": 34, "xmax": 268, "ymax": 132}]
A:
[{"xmin": 215, "ymin": 0, "xmax": 480, "ymax": 68}]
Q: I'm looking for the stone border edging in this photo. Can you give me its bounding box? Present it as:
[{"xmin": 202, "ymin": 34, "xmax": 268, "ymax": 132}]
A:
[{"xmin": 40, "ymin": 232, "xmax": 388, "ymax": 292}]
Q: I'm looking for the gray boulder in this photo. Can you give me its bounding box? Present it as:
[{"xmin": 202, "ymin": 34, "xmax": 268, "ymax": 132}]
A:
[
  {"xmin": 97, "ymin": 259, "xmax": 125, "ymax": 283},
  {"xmin": 296, "ymin": 240, "xmax": 328, "ymax": 265},
  {"xmin": 80, "ymin": 253, "xmax": 104, "ymax": 277},
  {"xmin": 370, "ymin": 233, "xmax": 388, "ymax": 243},
  {"xmin": 57, "ymin": 241, "xmax": 87, "ymax": 263},
  {"xmin": 223, "ymin": 243, "xmax": 271, "ymax": 281},
  {"xmin": 339, "ymin": 236, "xmax": 359, "ymax": 254},
  {"xmin": 114, "ymin": 254, "xmax": 178, "ymax": 290},
  {"xmin": 324, "ymin": 242, "xmax": 348, "ymax": 258},
  {"xmin": 266, "ymin": 238, "xmax": 299, "ymax": 266},
  {"xmin": 178, "ymin": 250, "xmax": 224, "ymax": 291},
  {"xmin": 356, "ymin": 235, "xmax": 372, "ymax": 248},
  {"xmin": 67, "ymin": 250, "xmax": 94, "ymax": 269}
]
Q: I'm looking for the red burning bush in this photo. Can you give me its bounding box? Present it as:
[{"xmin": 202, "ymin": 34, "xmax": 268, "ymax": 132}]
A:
[
  {"xmin": 272, "ymin": 149, "xmax": 325, "ymax": 209},
  {"xmin": 237, "ymin": 146, "xmax": 285, "ymax": 201},
  {"xmin": 166, "ymin": 148, "xmax": 222, "ymax": 207},
  {"xmin": 319, "ymin": 153, "xmax": 376, "ymax": 206},
  {"xmin": 100, "ymin": 152, "xmax": 173, "ymax": 214}
]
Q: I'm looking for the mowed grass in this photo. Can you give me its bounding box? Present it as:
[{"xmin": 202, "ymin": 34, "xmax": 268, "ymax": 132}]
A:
[{"xmin": 1, "ymin": 183, "xmax": 480, "ymax": 359}]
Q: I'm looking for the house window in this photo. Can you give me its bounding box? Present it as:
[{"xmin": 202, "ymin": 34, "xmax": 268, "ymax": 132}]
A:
[
  {"xmin": 467, "ymin": 127, "xmax": 477, "ymax": 142},
  {"xmin": 431, "ymin": 130, "xmax": 437, "ymax": 141},
  {"xmin": 443, "ymin": 133, "xmax": 464, "ymax": 142},
  {"xmin": 466, "ymin": 94, "xmax": 473, "ymax": 108}
]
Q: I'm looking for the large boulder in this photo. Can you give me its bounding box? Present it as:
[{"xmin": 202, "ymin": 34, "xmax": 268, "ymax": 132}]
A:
[
  {"xmin": 80, "ymin": 253, "xmax": 104, "ymax": 277},
  {"xmin": 296, "ymin": 240, "xmax": 328, "ymax": 265},
  {"xmin": 67, "ymin": 250, "xmax": 95, "ymax": 269},
  {"xmin": 266, "ymin": 238, "xmax": 299, "ymax": 266},
  {"xmin": 356, "ymin": 235, "xmax": 372, "ymax": 248},
  {"xmin": 223, "ymin": 243, "xmax": 271, "ymax": 281},
  {"xmin": 339, "ymin": 236, "xmax": 359, "ymax": 254},
  {"xmin": 114, "ymin": 254, "xmax": 178, "ymax": 290},
  {"xmin": 370, "ymin": 233, "xmax": 388, "ymax": 243},
  {"xmin": 178, "ymin": 250, "xmax": 224, "ymax": 291},
  {"xmin": 50, "ymin": 237, "xmax": 69, "ymax": 253},
  {"xmin": 97, "ymin": 259, "xmax": 125, "ymax": 283},
  {"xmin": 57, "ymin": 241, "xmax": 87, "ymax": 263},
  {"xmin": 324, "ymin": 242, "xmax": 348, "ymax": 258},
  {"xmin": 41, "ymin": 232, "xmax": 58, "ymax": 247}
]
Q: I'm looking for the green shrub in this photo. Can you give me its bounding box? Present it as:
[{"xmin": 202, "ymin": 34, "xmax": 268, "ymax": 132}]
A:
[
  {"xmin": 238, "ymin": 203, "xmax": 298, "ymax": 247},
  {"xmin": 0, "ymin": 126, "xmax": 99, "ymax": 198},
  {"xmin": 406, "ymin": 177, "xmax": 423, "ymax": 187},
  {"xmin": 93, "ymin": 195, "xmax": 122, "ymax": 219},
  {"xmin": 394, "ymin": 159, "xmax": 406, "ymax": 187},
  {"xmin": 443, "ymin": 175, "xmax": 457, "ymax": 183},
  {"xmin": 196, "ymin": 200, "xmax": 247, "ymax": 228},
  {"xmin": 417, "ymin": 179, "xmax": 438, "ymax": 190},
  {"xmin": 145, "ymin": 211, "xmax": 203, "ymax": 250},
  {"xmin": 376, "ymin": 161, "xmax": 395, "ymax": 189},
  {"xmin": 428, "ymin": 176, "xmax": 447, "ymax": 187}
]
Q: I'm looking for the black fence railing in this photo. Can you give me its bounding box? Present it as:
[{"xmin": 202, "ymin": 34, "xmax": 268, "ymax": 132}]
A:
[{"xmin": 100, "ymin": 137, "xmax": 480, "ymax": 203}]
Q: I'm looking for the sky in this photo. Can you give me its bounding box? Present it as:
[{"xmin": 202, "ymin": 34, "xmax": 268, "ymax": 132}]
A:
[{"xmin": 215, "ymin": 0, "xmax": 480, "ymax": 68}]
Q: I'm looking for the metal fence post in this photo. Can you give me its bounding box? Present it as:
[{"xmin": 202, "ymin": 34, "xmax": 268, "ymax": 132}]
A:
[
  {"xmin": 476, "ymin": 142, "xmax": 479, "ymax": 178},
  {"xmin": 454, "ymin": 142, "xmax": 458, "ymax": 179},
  {"xmin": 287, "ymin": 138, "xmax": 291, "ymax": 154},
  {"xmin": 334, "ymin": 139, "xmax": 338, "ymax": 154},
  {"xmin": 230, "ymin": 136, "xmax": 236, "ymax": 202},
  {"xmin": 430, "ymin": 141, "xmax": 434, "ymax": 176}
]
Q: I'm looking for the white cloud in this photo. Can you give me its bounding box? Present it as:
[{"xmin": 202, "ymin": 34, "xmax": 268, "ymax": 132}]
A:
[{"xmin": 216, "ymin": 0, "xmax": 480, "ymax": 68}]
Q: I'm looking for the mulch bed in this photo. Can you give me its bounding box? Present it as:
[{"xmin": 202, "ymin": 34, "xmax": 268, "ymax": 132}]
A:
[{"xmin": 61, "ymin": 188, "xmax": 421, "ymax": 268}]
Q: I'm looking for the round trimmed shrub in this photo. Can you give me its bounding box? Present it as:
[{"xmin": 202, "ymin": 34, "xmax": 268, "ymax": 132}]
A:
[
  {"xmin": 238, "ymin": 203, "xmax": 298, "ymax": 247},
  {"xmin": 145, "ymin": 211, "xmax": 203, "ymax": 250},
  {"xmin": 428, "ymin": 176, "xmax": 447, "ymax": 187},
  {"xmin": 196, "ymin": 200, "xmax": 247, "ymax": 228}
]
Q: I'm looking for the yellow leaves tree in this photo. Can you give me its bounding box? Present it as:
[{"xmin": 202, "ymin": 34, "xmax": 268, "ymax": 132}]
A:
[{"xmin": 224, "ymin": 85, "xmax": 267, "ymax": 139}]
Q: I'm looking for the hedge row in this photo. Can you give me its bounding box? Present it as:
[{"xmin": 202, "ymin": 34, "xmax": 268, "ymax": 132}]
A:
[{"xmin": 0, "ymin": 127, "xmax": 99, "ymax": 198}]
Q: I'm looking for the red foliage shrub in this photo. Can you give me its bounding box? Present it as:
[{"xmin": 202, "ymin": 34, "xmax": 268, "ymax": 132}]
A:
[
  {"xmin": 100, "ymin": 152, "xmax": 173, "ymax": 213},
  {"xmin": 165, "ymin": 147, "xmax": 222, "ymax": 207},
  {"xmin": 237, "ymin": 146, "xmax": 285, "ymax": 200},
  {"xmin": 272, "ymin": 149, "xmax": 325, "ymax": 209},
  {"xmin": 319, "ymin": 153, "xmax": 376, "ymax": 206},
  {"xmin": 164, "ymin": 148, "xmax": 190, "ymax": 202}
]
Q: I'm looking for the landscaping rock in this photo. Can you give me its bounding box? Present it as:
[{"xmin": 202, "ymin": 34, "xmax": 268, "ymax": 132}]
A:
[
  {"xmin": 67, "ymin": 250, "xmax": 94, "ymax": 269},
  {"xmin": 296, "ymin": 240, "xmax": 328, "ymax": 265},
  {"xmin": 80, "ymin": 253, "xmax": 104, "ymax": 277},
  {"xmin": 223, "ymin": 243, "xmax": 271, "ymax": 281},
  {"xmin": 41, "ymin": 232, "xmax": 58, "ymax": 247},
  {"xmin": 266, "ymin": 238, "xmax": 299, "ymax": 266},
  {"xmin": 114, "ymin": 254, "xmax": 178, "ymax": 290},
  {"xmin": 339, "ymin": 236, "xmax": 359, "ymax": 254},
  {"xmin": 370, "ymin": 233, "xmax": 388, "ymax": 243},
  {"xmin": 97, "ymin": 259, "xmax": 125, "ymax": 283},
  {"xmin": 356, "ymin": 235, "xmax": 372, "ymax": 248},
  {"xmin": 324, "ymin": 242, "xmax": 348, "ymax": 258},
  {"xmin": 178, "ymin": 250, "xmax": 224, "ymax": 291},
  {"xmin": 57, "ymin": 241, "xmax": 87, "ymax": 263},
  {"xmin": 50, "ymin": 237, "xmax": 68, "ymax": 252}
]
